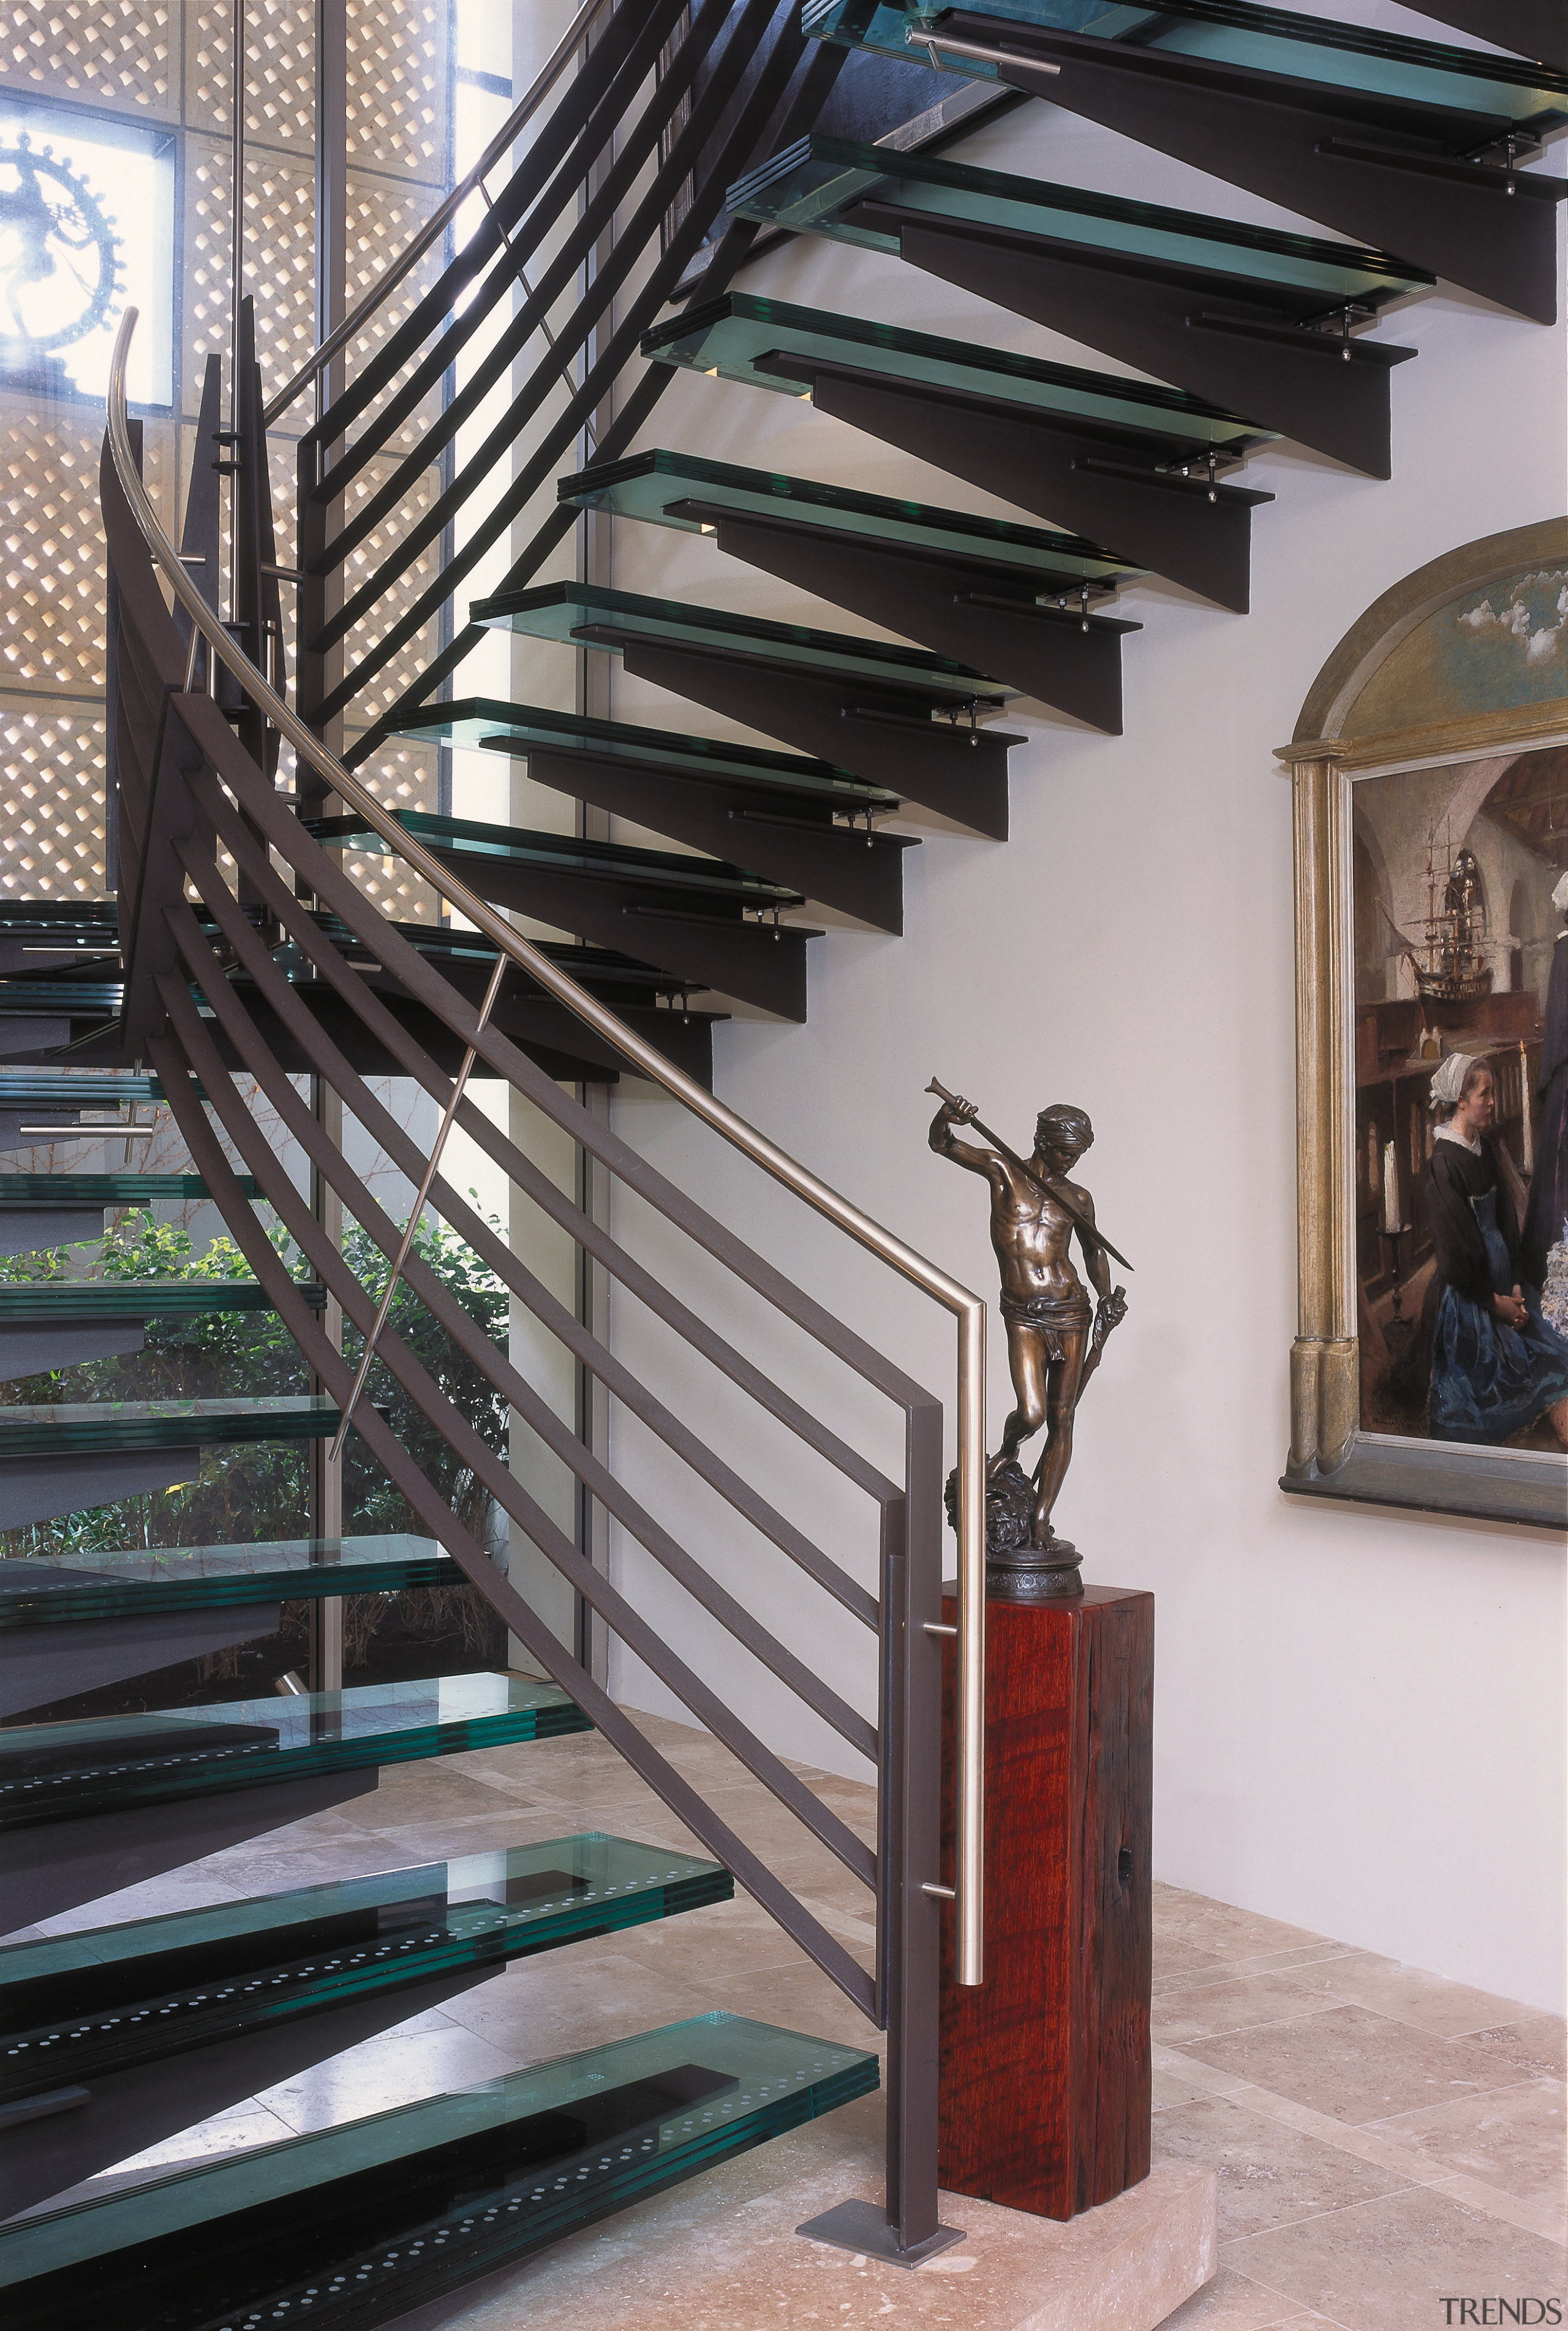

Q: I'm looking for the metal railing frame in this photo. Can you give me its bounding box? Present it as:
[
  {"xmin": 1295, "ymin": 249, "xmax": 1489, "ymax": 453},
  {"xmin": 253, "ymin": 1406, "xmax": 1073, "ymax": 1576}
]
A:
[{"xmin": 105, "ymin": 295, "xmax": 988, "ymax": 2243}]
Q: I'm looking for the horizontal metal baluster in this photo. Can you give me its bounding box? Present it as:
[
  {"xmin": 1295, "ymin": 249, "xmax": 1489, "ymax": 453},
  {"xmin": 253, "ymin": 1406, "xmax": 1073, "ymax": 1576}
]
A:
[
  {"xmin": 157, "ymin": 952, "xmax": 879, "ymax": 1891},
  {"xmin": 326, "ymin": 950, "xmax": 506, "ymax": 1466},
  {"xmin": 166, "ymin": 869, "xmax": 880, "ymax": 1754}
]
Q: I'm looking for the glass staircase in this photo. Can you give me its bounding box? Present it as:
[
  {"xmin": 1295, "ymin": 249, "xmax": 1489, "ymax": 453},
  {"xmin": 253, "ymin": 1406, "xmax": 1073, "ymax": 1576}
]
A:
[
  {"xmin": 390, "ymin": 700, "xmax": 913, "ymax": 934},
  {"xmin": 472, "ymin": 579, "xmax": 1023, "ymax": 838},
  {"xmin": 725, "ymin": 130, "xmax": 1433, "ymax": 475},
  {"xmin": 641, "ymin": 290, "xmax": 1276, "ymax": 611},
  {"xmin": 8, "ymin": 0, "xmax": 1555, "ymax": 2297},
  {"xmin": 0, "ymin": 1836, "xmax": 734, "ymax": 2218},
  {"xmin": 802, "ymin": 0, "xmax": 1568, "ymax": 320},
  {"xmin": 0, "ymin": 2016, "xmax": 878, "ymax": 2331},
  {"xmin": 559, "ymin": 448, "xmax": 1143, "ymax": 732},
  {"xmin": 302, "ymin": 810, "xmax": 821, "ymax": 1020}
]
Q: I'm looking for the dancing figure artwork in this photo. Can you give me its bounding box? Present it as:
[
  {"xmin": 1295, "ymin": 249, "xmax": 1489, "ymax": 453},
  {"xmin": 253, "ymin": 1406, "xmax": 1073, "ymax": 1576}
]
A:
[{"xmin": 929, "ymin": 1079, "xmax": 1128, "ymax": 1595}]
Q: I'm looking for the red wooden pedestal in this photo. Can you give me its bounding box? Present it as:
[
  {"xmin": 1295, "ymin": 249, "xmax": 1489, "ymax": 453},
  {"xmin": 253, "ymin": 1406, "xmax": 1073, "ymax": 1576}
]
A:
[{"xmin": 938, "ymin": 1581, "xmax": 1153, "ymax": 2221}]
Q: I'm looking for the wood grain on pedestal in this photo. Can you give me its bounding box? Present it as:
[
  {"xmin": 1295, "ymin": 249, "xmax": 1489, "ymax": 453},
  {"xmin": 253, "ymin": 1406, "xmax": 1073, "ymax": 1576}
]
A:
[{"xmin": 938, "ymin": 1582, "xmax": 1153, "ymax": 2220}]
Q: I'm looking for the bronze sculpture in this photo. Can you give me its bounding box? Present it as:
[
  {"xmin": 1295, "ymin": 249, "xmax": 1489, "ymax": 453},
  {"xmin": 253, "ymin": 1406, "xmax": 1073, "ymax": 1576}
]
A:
[{"xmin": 929, "ymin": 1079, "xmax": 1128, "ymax": 1595}]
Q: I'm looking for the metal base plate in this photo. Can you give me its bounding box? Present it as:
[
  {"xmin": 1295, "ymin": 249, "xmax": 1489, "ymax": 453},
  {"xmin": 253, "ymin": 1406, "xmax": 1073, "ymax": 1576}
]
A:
[{"xmin": 796, "ymin": 2197, "xmax": 967, "ymax": 2269}]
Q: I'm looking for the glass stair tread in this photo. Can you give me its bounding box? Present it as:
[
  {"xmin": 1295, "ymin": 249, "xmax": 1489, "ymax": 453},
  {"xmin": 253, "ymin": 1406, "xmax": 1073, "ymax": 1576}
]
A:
[
  {"xmin": 0, "ymin": 1835, "xmax": 734, "ymax": 2103},
  {"xmin": 0, "ymin": 1534, "xmax": 458, "ymax": 1624},
  {"xmin": 559, "ymin": 448, "xmax": 1142, "ymax": 584},
  {"xmin": 0, "ymin": 1281, "xmax": 326, "ymax": 1320},
  {"xmin": 396, "ymin": 698, "xmax": 901, "ymax": 813},
  {"xmin": 0, "ymin": 1672, "xmax": 590, "ymax": 1831},
  {"xmin": 0, "ymin": 1075, "xmax": 166, "ymax": 1105},
  {"xmin": 725, "ymin": 131, "xmax": 1438, "ymax": 305},
  {"xmin": 0, "ymin": 1177, "xmax": 257, "ymax": 1208},
  {"xmin": 0, "ymin": 2013, "xmax": 878, "ymax": 2330},
  {"xmin": 303, "ymin": 810, "xmax": 810, "ymax": 910},
  {"xmin": 472, "ymin": 579, "xmax": 1017, "ymax": 702},
  {"xmin": 643, "ymin": 289, "xmax": 1273, "ymax": 451},
  {"xmin": 0, "ymin": 982, "xmax": 122, "ymax": 1012},
  {"xmin": 277, "ymin": 919, "xmax": 722, "ymax": 1011},
  {"xmin": 0, "ymin": 1397, "xmax": 361, "ymax": 1464},
  {"xmin": 805, "ymin": 0, "xmax": 1568, "ymax": 127}
]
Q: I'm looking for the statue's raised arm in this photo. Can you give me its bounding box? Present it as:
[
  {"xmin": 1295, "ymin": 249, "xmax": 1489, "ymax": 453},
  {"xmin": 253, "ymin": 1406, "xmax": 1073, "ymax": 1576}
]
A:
[{"xmin": 929, "ymin": 1091, "xmax": 1005, "ymax": 1177}]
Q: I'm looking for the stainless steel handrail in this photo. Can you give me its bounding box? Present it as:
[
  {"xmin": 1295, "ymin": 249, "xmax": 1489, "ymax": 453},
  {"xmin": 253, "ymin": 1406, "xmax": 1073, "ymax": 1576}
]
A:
[
  {"xmin": 110, "ymin": 307, "xmax": 986, "ymax": 1986},
  {"xmin": 261, "ymin": 0, "xmax": 617, "ymax": 427}
]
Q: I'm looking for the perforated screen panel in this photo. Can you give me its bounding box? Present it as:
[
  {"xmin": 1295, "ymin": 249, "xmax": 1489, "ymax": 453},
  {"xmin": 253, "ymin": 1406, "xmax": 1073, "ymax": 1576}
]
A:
[{"xmin": 0, "ymin": 0, "xmax": 453, "ymax": 913}]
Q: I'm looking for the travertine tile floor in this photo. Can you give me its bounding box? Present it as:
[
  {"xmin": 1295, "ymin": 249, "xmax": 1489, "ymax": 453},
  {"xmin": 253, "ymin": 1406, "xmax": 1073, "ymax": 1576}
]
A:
[{"xmin": 13, "ymin": 1711, "xmax": 1566, "ymax": 2330}]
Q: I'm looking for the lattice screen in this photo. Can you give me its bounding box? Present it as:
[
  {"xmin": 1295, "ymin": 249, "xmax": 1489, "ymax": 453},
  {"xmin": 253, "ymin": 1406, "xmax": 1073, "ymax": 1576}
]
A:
[
  {"xmin": 340, "ymin": 734, "xmax": 442, "ymax": 921},
  {"xmin": 345, "ymin": 0, "xmax": 448, "ymax": 181},
  {"xmin": 0, "ymin": 700, "xmax": 107, "ymax": 897},
  {"xmin": 0, "ymin": 0, "xmax": 175, "ymax": 116},
  {"xmin": 0, "ymin": 0, "xmax": 453, "ymax": 908}
]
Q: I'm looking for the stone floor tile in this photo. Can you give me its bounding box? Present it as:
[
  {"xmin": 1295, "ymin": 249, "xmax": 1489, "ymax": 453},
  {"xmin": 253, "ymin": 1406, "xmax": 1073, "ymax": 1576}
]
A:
[
  {"xmin": 255, "ymin": 2017, "xmax": 519, "ymax": 2134},
  {"xmin": 1155, "ymin": 1951, "xmax": 1362, "ymax": 1998},
  {"xmin": 1153, "ymin": 1888, "xmax": 1338, "ymax": 1965},
  {"xmin": 1150, "ymin": 2095, "xmax": 1414, "ymax": 2242},
  {"xmin": 1174, "ymin": 2006, "xmax": 1535, "ymax": 2123},
  {"xmin": 430, "ymin": 1941, "xmax": 714, "ymax": 2065},
  {"xmin": 1156, "ymin": 2262, "xmax": 1344, "ymax": 2327},
  {"xmin": 1280, "ymin": 1955, "xmax": 1545, "ymax": 2041},
  {"xmin": 1467, "ymin": 2020, "xmax": 1568, "ymax": 2083},
  {"xmin": 1153, "ymin": 1974, "xmax": 1350, "ymax": 2048},
  {"xmin": 1153, "ymin": 2043, "xmax": 1255, "ymax": 2099},
  {"xmin": 30, "ymin": 1870, "xmax": 249, "ymax": 1933},
  {"xmin": 1221, "ymin": 2182, "xmax": 1568, "ymax": 2331},
  {"xmin": 1365, "ymin": 2082, "xmax": 1567, "ymax": 2213},
  {"xmin": 696, "ymin": 1953, "xmax": 880, "ymax": 2049}
]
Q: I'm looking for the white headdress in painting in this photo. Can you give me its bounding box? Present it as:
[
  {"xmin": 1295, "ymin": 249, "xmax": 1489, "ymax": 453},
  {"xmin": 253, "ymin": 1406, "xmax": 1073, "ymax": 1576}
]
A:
[
  {"xmin": 1553, "ymin": 868, "xmax": 1568, "ymax": 914},
  {"xmin": 1428, "ymin": 1051, "xmax": 1477, "ymax": 1112}
]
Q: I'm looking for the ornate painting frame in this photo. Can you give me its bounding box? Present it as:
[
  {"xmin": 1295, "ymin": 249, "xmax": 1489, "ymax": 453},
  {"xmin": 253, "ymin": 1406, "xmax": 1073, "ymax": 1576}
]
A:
[{"xmin": 1279, "ymin": 518, "xmax": 1568, "ymax": 1531}]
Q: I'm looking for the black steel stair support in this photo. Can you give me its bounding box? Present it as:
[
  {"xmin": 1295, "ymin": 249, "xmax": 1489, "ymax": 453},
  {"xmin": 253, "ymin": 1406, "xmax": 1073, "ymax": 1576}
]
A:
[
  {"xmin": 857, "ymin": 203, "xmax": 1417, "ymax": 477},
  {"xmin": 684, "ymin": 502, "xmax": 1137, "ymax": 732},
  {"xmin": 613, "ymin": 636, "xmax": 1017, "ymax": 840},
  {"xmin": 761, "ymin": 352, "xmax": 1267, "ymax": 610},
  {"xmin": 524, "ymin": 744, "xmax": 910, "ymax": 931}
]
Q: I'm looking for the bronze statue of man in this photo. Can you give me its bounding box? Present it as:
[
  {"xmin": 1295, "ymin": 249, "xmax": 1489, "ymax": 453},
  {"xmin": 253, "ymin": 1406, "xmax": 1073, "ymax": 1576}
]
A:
[{"xmin": 930, "ymin": 1094, "xmax": 1126, "ymax": 1580}]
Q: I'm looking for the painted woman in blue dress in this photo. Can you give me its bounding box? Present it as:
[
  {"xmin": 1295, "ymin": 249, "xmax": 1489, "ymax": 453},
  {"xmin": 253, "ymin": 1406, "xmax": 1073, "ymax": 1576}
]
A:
[{"xmin": 1424, "ymin": 1052, "xmax": 1568, "ymax": 1448}]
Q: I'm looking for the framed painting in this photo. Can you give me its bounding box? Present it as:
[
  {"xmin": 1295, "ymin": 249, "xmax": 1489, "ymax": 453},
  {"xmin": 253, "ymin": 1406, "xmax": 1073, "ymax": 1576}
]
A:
[{"xmin": 1280, "ymin": 519, "xmax": 1568, "ymax": 1531}]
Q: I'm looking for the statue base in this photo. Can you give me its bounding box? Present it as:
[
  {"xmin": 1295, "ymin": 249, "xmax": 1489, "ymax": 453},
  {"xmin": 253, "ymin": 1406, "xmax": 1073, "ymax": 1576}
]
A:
[
  {"xmin": 946, "ymin": 1459, "xmax": 1085, "ymax": 1599},
  {"xmin": 938, "ymin": 1580, "xmax": 1153, "ymax": 2221}
]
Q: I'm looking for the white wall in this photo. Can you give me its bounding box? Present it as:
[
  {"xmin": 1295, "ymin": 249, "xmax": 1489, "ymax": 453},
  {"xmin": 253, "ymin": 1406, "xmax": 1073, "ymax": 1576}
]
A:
[{"xmin": 587, "ymin": 21, "xmax": 1567, "ymax": 2013}]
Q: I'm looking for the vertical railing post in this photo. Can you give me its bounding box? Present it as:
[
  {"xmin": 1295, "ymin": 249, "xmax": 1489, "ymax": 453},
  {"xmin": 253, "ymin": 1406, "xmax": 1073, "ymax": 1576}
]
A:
[{"xmin": 886, "ymin": 1393, "xmax": 944, "ymax": 2252}]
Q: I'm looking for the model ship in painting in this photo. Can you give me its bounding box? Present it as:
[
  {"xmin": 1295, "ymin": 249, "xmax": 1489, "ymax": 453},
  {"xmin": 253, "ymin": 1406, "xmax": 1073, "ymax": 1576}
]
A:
[{"xmin": 1377, "ymin": 824, "xmax": 1494, "ymax": 1007}]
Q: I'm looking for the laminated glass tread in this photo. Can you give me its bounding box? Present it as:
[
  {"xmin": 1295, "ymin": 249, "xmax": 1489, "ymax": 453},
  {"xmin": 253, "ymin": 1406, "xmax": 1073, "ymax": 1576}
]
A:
[
  {"xmin": 0, "ymin": 1281, "xmax": 325, "ymax": 1320},
  {"xmin": 0, "ymin": 1397, "xmax": 361, "ymax": 1464},
  {"xmin": 0, "ymin": 1177, "xmax": 255, "ymax": 1209},
  {"xmin": 0, "ymin": 981, "xmax": 121, "ymax": 1011},
  {"xmin": 805, "ymin": 0, "xmax": 1568, "ymax": 124},
  {"xmin": 475, "ymin": 579, "xmax": 1016, "ymax": 701},
  {"xmin": 726, "ymin": 132, "xmax": 1437, "ymax": 302},
  {"xmin": 0, "ymin": 2013, "xmax": 878, "ymax": 2331},
  {"xmin": 303, "ymin": 810, "xmax": 807, "ymax": 908},
  {"xmin": 0, "ymin": 1535, "xmax": 456, "ymax": 1625},
  {"xmin": 642, "ymin": 290, "xmax": 1272, "ymax": 450},
  {"xmin": 0, "ymin": 1836, "xmax": 732, "ymax": 2103},
  {"xmin": 396, "ymin": 698, "xmax": 900, "ymax": 812},
  {"xmin": 276, "ymin": 918, "xmax": 714, "ymax": 1007},
  {"xmin": 0, "ymin": 1075, "xmax": 166, "ymax": 1105},
  {"xmin": 560, "ymin": 449, "xmax": 1141, "ymax": 582},
  {"xmin": 0, "ymin": 1672, "xmax": 590, "ymax": 1832}
]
